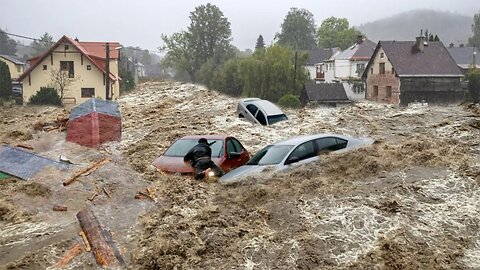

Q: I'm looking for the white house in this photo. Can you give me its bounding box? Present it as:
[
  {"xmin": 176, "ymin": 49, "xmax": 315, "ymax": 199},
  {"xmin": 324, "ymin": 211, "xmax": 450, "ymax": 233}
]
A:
[{"xmin": 324, "ymin": 36, "xmax": 376, "ymax": 100}]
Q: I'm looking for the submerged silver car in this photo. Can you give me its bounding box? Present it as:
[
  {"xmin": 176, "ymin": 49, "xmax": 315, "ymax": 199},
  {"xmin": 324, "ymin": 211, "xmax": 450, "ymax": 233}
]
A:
[
  {"xmin": 237, "ymin": 98, "xmax": 287, "ymax": 126},
  {"xmin": 219, "ymin": 134, "xmax": 372, "ymax": 183}
]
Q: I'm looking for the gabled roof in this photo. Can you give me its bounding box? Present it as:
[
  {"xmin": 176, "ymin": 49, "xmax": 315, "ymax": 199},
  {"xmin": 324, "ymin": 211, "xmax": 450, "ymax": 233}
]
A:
[
  {"xmin": 447, "ymin": 46, "xmax": 480, "ymax": 68},
  {"xmin": 0, "ymin": 54, "xmax": 25, "ymax": 65},
  {"xmin": 0, "ymin": 145, "xmax": 70, "ymax": 180},
  {"xmin": 69, "ymin": 98, "xmax": 121, "ymax": 120},
  {"xmin": 18, "ymin": 35, "xmax": 119, "ymax": 82},
  {"xmin": 334, "ymin": 39, "xmax": 376, "ymax": 61},
  {"xmin": 306, "ymin": 49, "xmax": 336, "ymax": 65},
  {"xmin": 302, "ymin": 83, "xmax": 349, "ymax": 102},
  {"xmin": 363, "ymin": 41, "xmax": 463, "ymax": 78}
]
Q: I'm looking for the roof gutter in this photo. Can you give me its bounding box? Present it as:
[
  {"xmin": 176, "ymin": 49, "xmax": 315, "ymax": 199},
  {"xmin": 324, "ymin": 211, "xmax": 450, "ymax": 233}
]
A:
[{"xmin": 398, "ymin": 74, "xmax": 464, "ymax": 78}]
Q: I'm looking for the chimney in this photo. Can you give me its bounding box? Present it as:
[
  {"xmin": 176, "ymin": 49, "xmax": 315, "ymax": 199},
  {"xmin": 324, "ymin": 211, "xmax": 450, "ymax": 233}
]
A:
[
  {"xmin": 449, "ymin": 42, "xmax": 454, "ymax": 48},
  {"xmin": 414, "ymin": 30, "xmax": 425, "ymax": 53},
  {"xmin": 356, "ymin": 35, "xmax": 364, "ymax": 45},
  {"xmin": 74, "ymin": 37, "xmax": 79, "ymax": 42}
]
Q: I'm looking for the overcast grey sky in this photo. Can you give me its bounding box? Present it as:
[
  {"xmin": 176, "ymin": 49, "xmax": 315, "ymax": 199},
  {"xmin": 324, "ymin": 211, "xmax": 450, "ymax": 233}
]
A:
[{"xmin": 1, "ymin": 0, "xmax": 478, "ymax": 52}]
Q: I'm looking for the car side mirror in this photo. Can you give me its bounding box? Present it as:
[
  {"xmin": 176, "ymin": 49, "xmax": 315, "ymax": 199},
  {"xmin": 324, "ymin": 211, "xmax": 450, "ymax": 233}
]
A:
[
  {"xmin": 286, "ymin": 156, "xmax": 300, "ymax": 165},
  {"xmin": 228, "ymin": 152, "xmax": 241, "ymax": 159}
]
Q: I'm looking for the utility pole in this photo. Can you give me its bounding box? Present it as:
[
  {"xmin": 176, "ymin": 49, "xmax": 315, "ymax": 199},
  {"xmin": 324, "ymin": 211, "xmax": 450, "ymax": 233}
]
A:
[{"xmin": 105, "ymin": 42, "xmax": 110, "ymax": 100}]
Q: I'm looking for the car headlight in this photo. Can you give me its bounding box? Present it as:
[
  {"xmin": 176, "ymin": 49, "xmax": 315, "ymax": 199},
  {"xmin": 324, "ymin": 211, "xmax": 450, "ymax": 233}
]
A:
[{"xmin": 207, "ymin": 171, "xmax": 215, "ymax": 177}]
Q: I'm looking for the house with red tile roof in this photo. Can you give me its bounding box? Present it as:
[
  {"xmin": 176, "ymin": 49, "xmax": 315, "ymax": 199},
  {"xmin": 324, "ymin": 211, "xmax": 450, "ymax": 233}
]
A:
[
  {"xmin": 362, "ymin": 35, "xmax": 464, "ymax": 105},
  {"xmin": 18, "ymin": 36, "xmax": 120, "ymax": 105}
]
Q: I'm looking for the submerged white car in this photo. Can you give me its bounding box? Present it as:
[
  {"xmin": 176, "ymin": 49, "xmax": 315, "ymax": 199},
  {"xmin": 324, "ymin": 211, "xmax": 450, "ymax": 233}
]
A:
[
  {"xmin": 237, "ymin": 98, "xmax": 287, "ymax": 126},
  {"xmin": 219, "ymin": 134, "xmax": 372, "ymax": 184}
]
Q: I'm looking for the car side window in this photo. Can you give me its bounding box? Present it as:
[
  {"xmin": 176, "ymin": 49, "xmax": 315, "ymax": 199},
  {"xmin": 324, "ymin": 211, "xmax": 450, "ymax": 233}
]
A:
[
  {"xmin": 246, "ymin": 104, "xmax": 258, "ymax": 115},
  {"xmin": 286, "ymin": 140, "xmax": 316, "ymax": 164},
  {"xmin": 315, "ymin": 137, "xmax": 347, "ymax": 152},
  {"xmin": 226, "ymin": 139, "xmax": 236, "ymax": 154},
  {"xmin": 231, "ymin": 138, "xmax": 244, "ymax": 152},
  {"xmin": 256, "ymin": 110, "xmax": 267, "ymax": 125}
]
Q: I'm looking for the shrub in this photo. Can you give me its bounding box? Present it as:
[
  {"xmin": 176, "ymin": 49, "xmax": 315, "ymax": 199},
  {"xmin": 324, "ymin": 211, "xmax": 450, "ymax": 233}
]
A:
[
  {"xmin": 0, "ymin": 61, "xmax": 12, "ymax": 99},
  {"xmin": 119, "ymin": 67, "xmax": 135, "ymax": 93},
  {"xmin": 29, "ymin": 87, "xmax": 62, "ymax": 105},
  {"xmin": 278, "ymin": 94, "xmax": 301, "ymax": 108},
  {"xmin": 467, "ymin": 69, "xmax": 480, "ymax": 103}
]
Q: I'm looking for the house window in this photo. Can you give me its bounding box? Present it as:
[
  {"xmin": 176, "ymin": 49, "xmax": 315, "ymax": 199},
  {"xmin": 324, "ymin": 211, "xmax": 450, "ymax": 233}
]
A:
[
  {"xmin": 60, "ymin": 61, "xmax": 74, "ymax": 78},
  {"xmin": 65, "ymin": 44, "xmax": 69, "ymax": 50},
  {"xmin": 373, "ymin": 86, "xmax": 379, "ymax": 97},
  {"xmin": 43, "ymin": 65, "xmax": 47, "ymax": 70},
  {"xmin": 16, "ymin": 66, "xmax": 21, "ymax": 73},
  {"xmin": 380, "ymin": 53, "xmax": 384, "ymax": 58},
  {"xmin": 391, "ymin": 67, "xmax": 395, "ymax": 74},
  {"xmin": 81, "ymin": 88, "xmax": 95, "ymax": 98},
  {"xmin": 370, "ymin": 68, "xmax": 373, "ymax": 74},
  {"xmin": 87, "ymin": 65, "xmax": 91, "ymax": 70},
  {"xmin": 379, "ymin": 63, "xmax": 385, "ymax": 74},
  {"xmin": 356, "ymin": 63, "xmax": 365, "ymax": 74},
  {"xmin": 386, "ymin": 86, "xmax": 392, "ymax": 98}
]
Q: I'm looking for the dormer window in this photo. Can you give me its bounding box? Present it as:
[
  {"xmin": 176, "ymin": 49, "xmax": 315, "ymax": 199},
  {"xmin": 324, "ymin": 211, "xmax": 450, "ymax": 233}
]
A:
[{"xmin": 65, "ymin": 44, "xmax": 69, "ymax": 50}]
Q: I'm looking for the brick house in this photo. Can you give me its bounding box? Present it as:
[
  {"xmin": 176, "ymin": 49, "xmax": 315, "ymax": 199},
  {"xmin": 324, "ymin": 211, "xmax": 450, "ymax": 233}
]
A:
[{"xmin": 362, "ymin": 36, "xmax": 464, "ymax": 105}]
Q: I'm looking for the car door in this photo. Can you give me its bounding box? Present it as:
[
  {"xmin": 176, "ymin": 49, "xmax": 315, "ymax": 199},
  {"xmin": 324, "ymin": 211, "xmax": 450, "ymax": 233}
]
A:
[
  {"xmin": 244, "ymin": 104, "xmax": 260, "ymax": 124},
  {"xmin": 284, "ymin": 140, "xmax": 318, "ymax": 168},
  {"xmin": 221, "ymin": 137, "xmax": 250, "ymax": 172}
]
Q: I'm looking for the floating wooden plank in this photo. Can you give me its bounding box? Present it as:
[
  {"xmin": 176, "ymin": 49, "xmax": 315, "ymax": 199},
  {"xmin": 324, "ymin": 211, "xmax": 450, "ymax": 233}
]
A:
[
  {"xmin": 52, "ymin": 205, "xmax": 68, "ymax": 211},
  {"xmin": 15, "ymin": 143, "xmax": 34, "ymax": 150},
  {"xmin": 76, "ymin": 207, "xmax": 125, "ymax": 267},
  {"xmin": 63, "ymin": 157, "xmax": 111, "ymax": 186},
  {"xmin": 55, "ymin": 242, "xmax": 83, "ymax": 267},
  {"xmin": 79, "ymin": 231, "xmax": 91, "ymax": 252}
]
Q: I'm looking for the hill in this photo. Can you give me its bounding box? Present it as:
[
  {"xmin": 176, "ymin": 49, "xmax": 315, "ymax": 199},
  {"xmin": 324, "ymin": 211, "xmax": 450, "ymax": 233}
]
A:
[{"xmin": 357, "ymin": 9, "xmax": 472, "ymax": 45}]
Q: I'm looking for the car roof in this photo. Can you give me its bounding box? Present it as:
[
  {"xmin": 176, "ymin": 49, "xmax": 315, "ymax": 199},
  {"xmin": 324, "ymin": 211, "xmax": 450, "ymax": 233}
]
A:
[
  {"xmin": 272, "ymin": 134, "xmax": 353, "ymax": 146},
  {"xmin": 178, "ymin": 135, "xmax": 228, "ymax": 140},
  {"xmin": 240, "ymin": 98, "xmax": 284, "ymax": 115}
]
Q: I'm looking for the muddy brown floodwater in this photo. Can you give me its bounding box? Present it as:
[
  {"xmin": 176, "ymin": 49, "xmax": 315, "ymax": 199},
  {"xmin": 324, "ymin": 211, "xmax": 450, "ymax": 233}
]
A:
[{"xmin": 1, "ymin": 80, "xmax": 479, "ymax": 269}]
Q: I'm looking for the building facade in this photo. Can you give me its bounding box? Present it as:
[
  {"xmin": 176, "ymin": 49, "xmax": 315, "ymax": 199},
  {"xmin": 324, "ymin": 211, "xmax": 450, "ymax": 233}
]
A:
[{"xmin": 18, "ymin": 36, "xmax": 120, "ymax": 105}]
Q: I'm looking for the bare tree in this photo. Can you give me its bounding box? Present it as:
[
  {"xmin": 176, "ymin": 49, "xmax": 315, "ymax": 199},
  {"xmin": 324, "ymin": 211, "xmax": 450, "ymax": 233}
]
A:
[{"xmin": 49, "ymin": 68, "xmax": 79, "ymax": 99}]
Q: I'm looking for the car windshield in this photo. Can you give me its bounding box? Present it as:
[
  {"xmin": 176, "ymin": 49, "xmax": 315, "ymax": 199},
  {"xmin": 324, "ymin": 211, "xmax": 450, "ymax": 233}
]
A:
[
  {"xmin": 164, "ymin": 139, "xmax": 224, "ymax": 157},
  {"xmin": 246, "ymin": 145, "xmax": 294, "ymax": 165},
  {"xmin": 267, "ymin": 114, "xmax": 288, "ymax": 125}
]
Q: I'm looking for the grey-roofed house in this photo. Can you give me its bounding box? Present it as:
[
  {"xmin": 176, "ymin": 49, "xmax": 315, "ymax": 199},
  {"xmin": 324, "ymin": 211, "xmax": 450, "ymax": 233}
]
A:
[
  {"xmin": 300, "ymin": 83, "xmax": 350, "ymax": 107},
  {"xmin": 447, "ymin": 46, "xmax": 480, "ymax": 74},
  {"xmin": 0, "ymin": 54, "xmax": 25, "ymax": 80},
  {"xmin": 362, "ymin": 35, "xmax": 464, "ymax": 105},
  {"xmin": 306, "ymin": 48, "xmax": 337, "ymax": 81}
]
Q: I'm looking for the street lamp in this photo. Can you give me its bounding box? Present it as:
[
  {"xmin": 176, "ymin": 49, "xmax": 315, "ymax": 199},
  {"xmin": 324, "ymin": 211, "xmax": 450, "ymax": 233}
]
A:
[{"xmin": 105, "ymin": 43, "xmax": 122, "ymax": 100}]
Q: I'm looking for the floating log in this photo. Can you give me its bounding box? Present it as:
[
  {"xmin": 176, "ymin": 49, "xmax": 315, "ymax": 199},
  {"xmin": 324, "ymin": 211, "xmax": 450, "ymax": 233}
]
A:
[
  {"xmin": 63, "ymin": 157, "xmax": 111, "ymax": 186},
  {"xmin": 76, "ymin": 207, "xmax": 125, "ymax": 267},
  {"xmin": 55, "ymin": 242, "xmax": 83, "ymax": 267},
  {"xmin": 15, "ymin": 143, "xmax": 34, "ymax": 150}
]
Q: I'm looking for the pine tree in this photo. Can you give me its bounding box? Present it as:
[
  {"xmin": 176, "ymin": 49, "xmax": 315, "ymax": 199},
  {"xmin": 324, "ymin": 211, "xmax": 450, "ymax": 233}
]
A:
[{"xmin": 255, "ymin": 35, "xmax": 265, "ymax": 50}]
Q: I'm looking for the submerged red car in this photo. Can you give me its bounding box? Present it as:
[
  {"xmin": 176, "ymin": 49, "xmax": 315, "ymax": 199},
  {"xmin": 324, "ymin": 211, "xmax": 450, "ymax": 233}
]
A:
[{"xmin": 152, "ymin": 135, "xmax": 250, "ymax": 174}]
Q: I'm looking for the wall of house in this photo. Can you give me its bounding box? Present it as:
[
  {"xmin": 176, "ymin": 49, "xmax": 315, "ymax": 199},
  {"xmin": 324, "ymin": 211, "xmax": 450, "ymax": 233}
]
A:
[
  {"xmin": 0, "ymin": 58, "xmax": 23, "ymax": 79},
  {"xmin": 306, "ymin": 65, "xmax": 316, "ymax": 80},
  {"xmin": 333, "ymin": 59, "xmax": 350, "ymax": 80},
  {"xmin": 21, "ymin": 42, "xmax": 119, "ymax": 105},
  {"xmin": 324, "ymin": 61, "xmax": 335, "ymax": 83},
  {"xmin": 365, "ymin": 47, "xmax": 400, "ymax": 104},
  {"xmin": 399, "ymin": 77, "xmax": 464, "ymax": 105}
]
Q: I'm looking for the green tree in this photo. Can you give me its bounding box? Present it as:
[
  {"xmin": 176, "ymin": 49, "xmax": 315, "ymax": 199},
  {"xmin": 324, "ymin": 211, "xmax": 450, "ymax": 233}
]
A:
[
  {"xmin": 275, "ymin": 8, "xmax": 316, "ymax": 50},
  {"xmin": 255, "ymin": 35, "xmax": 265, "ymax": 50},
  {"xmin": 0, "ymin": 61, "xmax": 12, "ymax": 99},
  {"xmin": 0, "ymin": 30, "xmax": 17, "ymax": 55},
  {"xmin": 468, "ymin": 11, "xmax": 480, "ymax": 48},
  {"xmin": 212, "ymin": 45, "xmax": 309, "ymax": 102},
  {"xmin": 161, "ymin": 4, "xmax": 233, "ymax": 82},
  {"xmin": 467, "ymin": 68, "xmax": 480, "ymax": 103},
  {"xmin": 119, "ymin": 67, "xmax": 135, "ymax": 93},
  {"xmin": 317, "ymin": 17, "xmax": 363, "ymax": 50},
  {"xmin": 29, "ymin": 87, "xmax": 61, "ymax": 105},
  {"xmin": 31, "ymin": 32, "xmax": 55, "ymax": 56}
]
